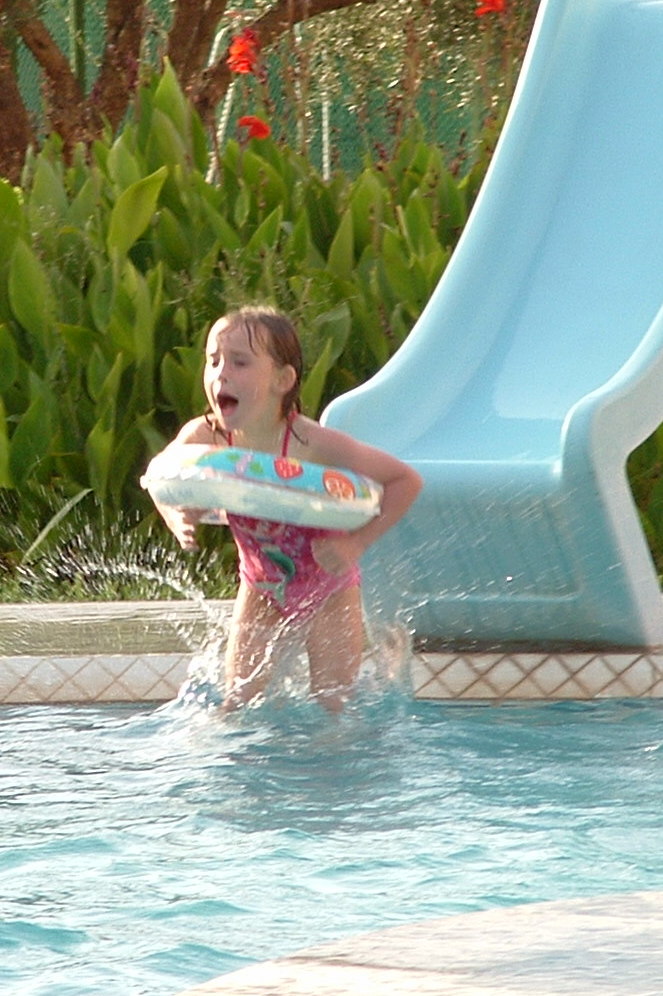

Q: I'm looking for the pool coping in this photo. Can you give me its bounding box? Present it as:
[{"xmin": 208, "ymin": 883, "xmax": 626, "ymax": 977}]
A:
[
  {"xmin": 0, "ymin": 600, "xmax": 233, "ymax": 705},
  {"xmin": 175, "ymin": 890, "xmax": 663, "ymax": 994},
  {"xmin": 3, "ymin": 600, "xmax": 663, "ymax": 703}
]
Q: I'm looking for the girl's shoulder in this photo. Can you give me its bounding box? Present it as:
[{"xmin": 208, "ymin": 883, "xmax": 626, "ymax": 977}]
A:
[
  {"xmin": 173, "ymin": 415, "xmax": 224, "ymax": 446},
  {"xmin": 289, "ymin": 414, "xmax": 355, "ymax": 465}
]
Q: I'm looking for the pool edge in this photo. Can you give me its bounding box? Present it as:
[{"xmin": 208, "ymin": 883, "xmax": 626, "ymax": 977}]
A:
[
  {"xmin": 174, "ymin": 890, "xmax": 663, "ymax": 995},
  {"xmin": 2, "ymin": 601, "xmax": 663, "ymax": 703}
]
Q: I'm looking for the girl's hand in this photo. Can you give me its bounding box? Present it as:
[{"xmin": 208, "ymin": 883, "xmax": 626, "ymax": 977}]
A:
[
  {"xmin": 311, "ymin": 533, "xmax": 363, "ymax": 576},
  {"xmin": 158, "ymin": 505, "xmax": 203, "ymax": 552}
]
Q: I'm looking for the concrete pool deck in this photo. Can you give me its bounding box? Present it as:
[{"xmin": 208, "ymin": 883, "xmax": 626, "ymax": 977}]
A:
[
  {"xmin": 176, "ymin": 891, "xmax": 663, "ymax": 995},
  {"xmin": 2, "ymin": 601, "xmax": 663, "ymax": 703}
]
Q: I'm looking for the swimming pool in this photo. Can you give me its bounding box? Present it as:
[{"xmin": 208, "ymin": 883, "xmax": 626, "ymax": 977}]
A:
[{"xmin": 2, "ymin": 690, "xmax": 662, "ymax": 995}]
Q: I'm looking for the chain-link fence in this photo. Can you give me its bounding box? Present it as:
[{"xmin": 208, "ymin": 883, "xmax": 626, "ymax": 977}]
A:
[
  {"xmin": 14, "ymin": 0, "xmax": 171, "ymax": 114},
  {"xmin": 11, "ymin": 0, "xmax": 536, "ymax": 176}
]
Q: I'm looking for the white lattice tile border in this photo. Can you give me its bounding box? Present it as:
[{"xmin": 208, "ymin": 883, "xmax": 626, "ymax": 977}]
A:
[
  {"xmin": 0, "ymin": 654, "xmax": 192, "ymax": 704},
  {"xmin": 2, "ymin": 648, "xmax": 663, "ymax": 703},
  {"xmin": 411, "ymin": 650, "xmax": 663, "ymax": 700}
]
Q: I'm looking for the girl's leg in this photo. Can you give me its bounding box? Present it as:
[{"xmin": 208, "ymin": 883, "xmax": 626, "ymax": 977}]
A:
[
  {"xmin": 305, "ymin": 586, "xmax": 364, "ymax": 711},
  {"xmin": 223, "ymin": 583, "xmax": 287, "ymax": 710}
]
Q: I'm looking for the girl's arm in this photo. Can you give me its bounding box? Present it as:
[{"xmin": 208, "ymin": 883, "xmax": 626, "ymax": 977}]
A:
[
  {"xmin": 150, "ymin": 417, "xmax": 220, "ymax": 551},
  {"xmin": 304, "ymin": 422, "xmax": 423, "ymax": 575}
]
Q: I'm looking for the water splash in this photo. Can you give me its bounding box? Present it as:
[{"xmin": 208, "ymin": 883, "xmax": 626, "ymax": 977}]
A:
[{"xmin": 171, "ymin": 611, "xmax": 415, "ymax": 720}]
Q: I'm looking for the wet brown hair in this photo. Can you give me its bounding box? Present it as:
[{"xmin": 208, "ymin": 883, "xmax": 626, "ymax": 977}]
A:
[
  {"xmin": 226, "ymin": 306, "xmax": 303, "ymax": 417},
  {"xmin": 204, "ymin": 306, "xmax": 304, "ymax": 439}
]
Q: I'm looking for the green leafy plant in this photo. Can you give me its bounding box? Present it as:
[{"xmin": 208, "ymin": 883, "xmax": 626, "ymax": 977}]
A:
[
  {"xmin": 0, "ymin": 65, "xmax": 476, "ymax": 533},
  {"xmin": 0, "ymin": 485, "xmax": 237, "ymax": 602},
  {"xmin": 2, "ymin": 54, "xmax": 662, "ymax": 595}
]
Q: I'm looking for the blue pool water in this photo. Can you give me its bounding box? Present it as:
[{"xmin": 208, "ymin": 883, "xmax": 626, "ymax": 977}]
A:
[{"xmin": 2, "ymin": 690, "xmax": 663, "ymax": 995}]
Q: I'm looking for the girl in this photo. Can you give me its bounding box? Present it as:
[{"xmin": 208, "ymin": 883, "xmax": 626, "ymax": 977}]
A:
[{"xmin": 154, "ymin": 306, "xmax": 422, "ymax": 711}]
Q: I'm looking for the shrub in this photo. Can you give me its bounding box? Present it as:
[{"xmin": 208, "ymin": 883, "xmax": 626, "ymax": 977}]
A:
[{"xmin": 0, "ymin": 63, "xmax": 479, "ymax": 571}]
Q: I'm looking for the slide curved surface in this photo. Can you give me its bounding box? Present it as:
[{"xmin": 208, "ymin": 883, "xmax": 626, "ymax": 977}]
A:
[{"xmin": 323, "ymin": 0, "xmax": 663, "ymax": 647}]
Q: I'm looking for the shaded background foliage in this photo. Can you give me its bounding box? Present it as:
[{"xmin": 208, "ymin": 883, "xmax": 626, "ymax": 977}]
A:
[
  {"xmin": 4, "ymin": 0, "xmax": 661, "ymax": 597},
  {"xmin": 1, "ymin": 0, "xmax": 537, "ymax": 179},
  {"xmin": 0, "ymin": 0, "xmax": 542, "ymax": 595},
  {"xmin": 0, "ymin": 66, "xmax": 481, "ymax": 509}
]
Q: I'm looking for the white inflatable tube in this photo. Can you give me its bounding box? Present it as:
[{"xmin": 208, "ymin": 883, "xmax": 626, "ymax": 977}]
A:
[{"xmin": 141, "ymin": 445, "xmax": 383, "ymax": 530}]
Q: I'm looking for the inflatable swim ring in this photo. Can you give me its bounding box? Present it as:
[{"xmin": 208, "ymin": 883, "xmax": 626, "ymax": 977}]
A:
[{"xmin": 141, "ymin": 445, "xmax": 383, "ymax": 530}]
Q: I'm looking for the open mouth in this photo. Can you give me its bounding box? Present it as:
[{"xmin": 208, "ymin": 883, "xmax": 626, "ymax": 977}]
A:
[{"xmin": 217, "ymin": 393, "xmax": 239, "ymax": 417}]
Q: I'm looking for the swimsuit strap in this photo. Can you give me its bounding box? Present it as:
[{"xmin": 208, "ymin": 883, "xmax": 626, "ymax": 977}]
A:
[{"xmin": 281, "ymin": 412, "xmax": 296, "ymax": 457}]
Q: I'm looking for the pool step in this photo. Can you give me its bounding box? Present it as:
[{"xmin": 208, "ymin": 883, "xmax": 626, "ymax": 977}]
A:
[{"xmin": 174, "ymin": 891, "xmax": 663, "ymax": 996}]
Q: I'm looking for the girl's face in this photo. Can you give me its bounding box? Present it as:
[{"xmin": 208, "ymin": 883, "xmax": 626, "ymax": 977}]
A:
[{"xmin": 203, "ymin": 319, "xmax": 294, "ymax": 433}]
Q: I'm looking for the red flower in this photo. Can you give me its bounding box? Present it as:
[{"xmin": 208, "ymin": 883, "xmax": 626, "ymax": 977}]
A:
[
  {"xmin": 227, "ymin": 29, "xmax": 260, "ymax": 74},
  {"xmin": 238, "ymin": 115, "xmax": 271, "ymax": 140},
  {"xmin": 475, "ymin": 0, "xmax": 506, "ymax": 15}
]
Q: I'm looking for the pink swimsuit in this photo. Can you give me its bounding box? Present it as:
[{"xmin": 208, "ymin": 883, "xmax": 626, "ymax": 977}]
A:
[{"xmin": 226, "ymin": 421, "xmax": 361, "ymax": 623}]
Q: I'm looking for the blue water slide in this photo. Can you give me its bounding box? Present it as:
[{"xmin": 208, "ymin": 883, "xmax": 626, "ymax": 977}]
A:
[{"xmin": 323, "ymin": 0, "xmax": 663, "ymax": 648}]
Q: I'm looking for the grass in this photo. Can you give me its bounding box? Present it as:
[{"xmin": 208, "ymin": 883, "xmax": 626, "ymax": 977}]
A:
[{"xmin": 0, "ymin": 489, "xmax": 238, "ymax": 603}]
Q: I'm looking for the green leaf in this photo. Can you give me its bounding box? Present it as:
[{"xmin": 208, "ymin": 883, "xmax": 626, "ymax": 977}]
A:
[
  {"xmin": 9, "ymin": 390, "xmax": 52, "ymax": 485},
  {"xmin": 246, "ymin": 205, "xmax": 283, "ymax": 252},
  {"xmin": 327, "ymin": 209, "xmax": 354, "ymax": 280},
  {"xmin": 199, "ymin": 199, "xmax": 241, "ymax": 251},
  {"xmin": 436, "ymin": 170, "xmax": 467, "ymax": 244},
  {"xmin": 349, "ymin": 289, "xmax": 390, "ymax": 368},
  {"xmin": 156, "ymin": 207, "xmax": 191, "ymax": 268},
  {"xmin": 27, "ymin": 155, "xmax": 68, "ymax": 230},
  {"xmin": 304, "ymin": 177, "xmax": 341, "ymax": 257},
  {"xmin": 233, "ymin": 185, "xmax": 251, "ymax": 229},
  {"xmin": 313, "ymin": 302, "xmax": 353, "ymax": 359},
  {"xmin": 653, "ymin": 422, "xmax": 663, "ymax": 460},
  {"xmin": 22, "ymin": 488, "xmax": 92, "ymax": 563},
  {"xmin": 147, "ymin": 261, "xmax": 164, "ymax": 325},
  {"xmin": 397, "ymin": 192, "xmax": 439, "ymax": 256},
  {"xmin": 86, "ymin": 346, "xmax": 112, "ymax": 403},
  {"xmin": 388, "ymin": 303, "xmax": 414, "ymax": 350},
  {"xmin": 190, "ymin": 110, "xmax": 210, "ymax": 175},
  {"xmin": 0, "ymin": 398, "xmax": 12, "ymax": 487},
  {"xmin": 153, "ymin": 58, "xmax": 189, "ymax": 144},
  {"xmin": 0, "ymin": 181, "xmax": 23, "ymax": 265},
  {"xmin": 95, "ymin": 351, "xmax": 126, "ymax": 425},
  {"xmin": 118, "ymin": 260, "xmax": 154, "ymax": 365},
  {"xmin": 420, "ymin": 246, "xmax": 450, "ymax": 287},
  {"xmin": 107, "ymin": 129, "xmax": 143, "ymax": 191},
  {"xmin": 85, "ymin": 420, "xmax": 115, "ymax": 499},
  {"xmin": 160, "ymin": 347, "xmax": 201, "ymax": 421},
  {"xmin": 57, "ymin": 323, "xmax": 101, "ymax": 362},
  {"xmin": 106, "ymin": 166, "xmax": 167, "ymax": 258},
  {"xmin": 380, "ymin": 228, "xmax": 414, "ymax": 303},
  {"xmin": 145, "ymin": 108, "xmax": 188, "ymax": 173},
  {"xmin": 239, "ymin": 149, "xmax": 289, "ymax": 218},
  {"xmin": 8, "ymin": 240, "xmax": 58, "ymax": 343},
  {"xmin": 349, "ymin": 169, "xmax": 389, "ymax": 254},
  {"xmin": 0, "ymin": 324, "xmax": 19, "ymax": 393},
  {"xmin": 107, "ymin": 416, "xmax": 151, "ymax": 505},
  {"xmin": 136, "ymin": 409, "xmax": 169, "ymax": 454},
  {"xmin": 645, "ymin": 474, "xmax": 663, "ymax": 542},
  {"xmin": 300, "ymin": 303, "xmax": 353, "ymax": 414},
  {"xmin": 284, "ymin": 210, "xmax": 323, "ymax": 268},
  {"xmin": 301, "ymin": 337, "xmax": 334, "ymax": 416},
  {"xmin": 87, "ymin": 261, "xmax": 115, "ymax": 333}
]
